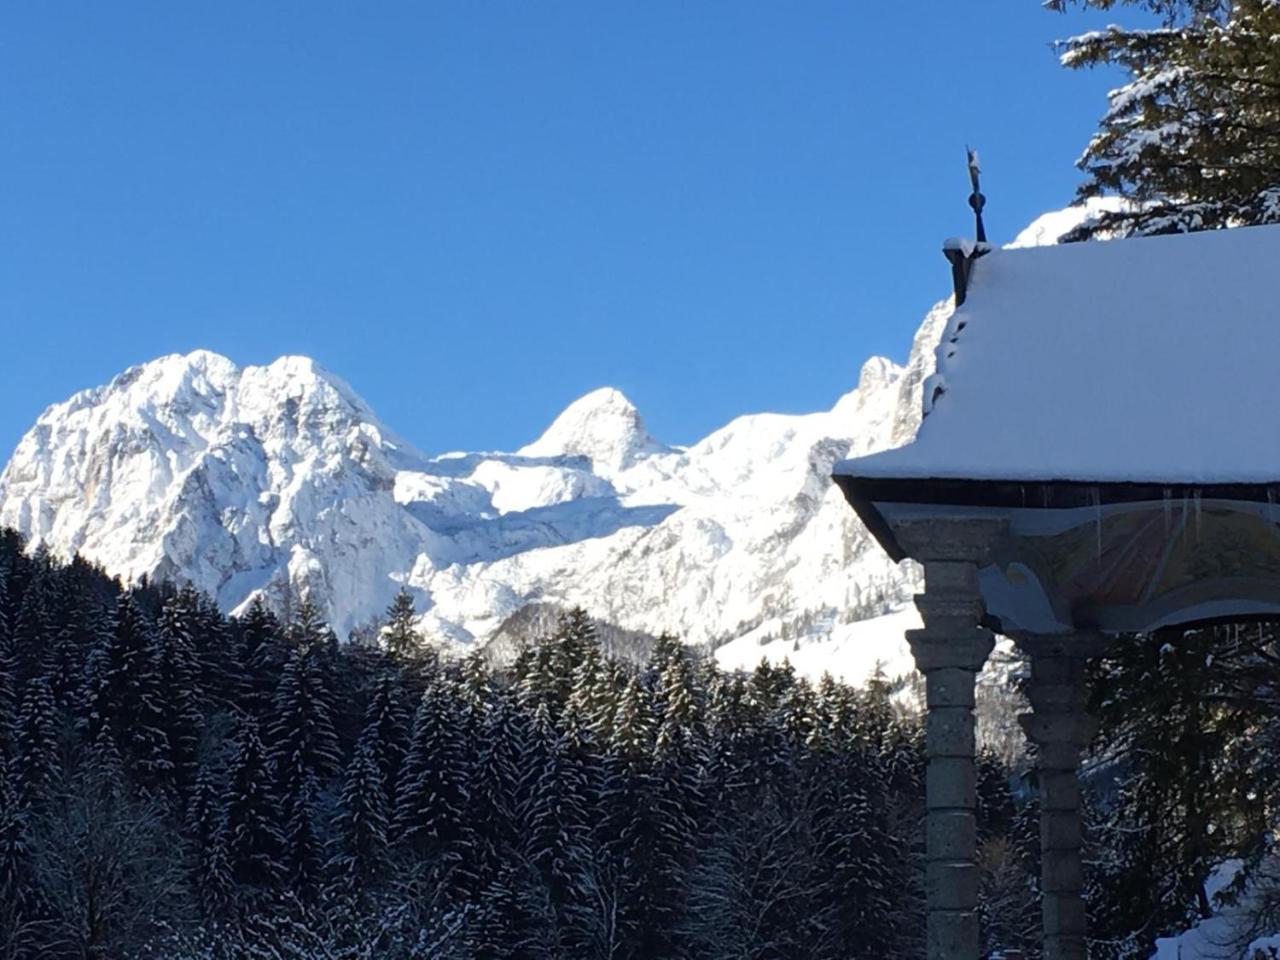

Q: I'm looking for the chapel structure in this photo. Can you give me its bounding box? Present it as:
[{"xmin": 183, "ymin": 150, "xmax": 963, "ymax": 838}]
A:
[{"xmin": 834, "ymin": 191, "xmax": 1280, "ymax": 959}]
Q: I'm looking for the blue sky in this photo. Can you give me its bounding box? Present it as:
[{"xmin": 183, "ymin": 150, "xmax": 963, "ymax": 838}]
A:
[{"xmin": 0, "ymin": 2, "xmax": 1143, "ymax": 458}]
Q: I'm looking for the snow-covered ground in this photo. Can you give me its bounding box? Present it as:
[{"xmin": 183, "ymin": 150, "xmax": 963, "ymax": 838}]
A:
[
  {"xmin": 1153, "ymin": 860, "xmax": 1280, "ymax": 960},
  {"xmin": 714, "ymin": 606, "xmax": 919, "ymax": 684}
]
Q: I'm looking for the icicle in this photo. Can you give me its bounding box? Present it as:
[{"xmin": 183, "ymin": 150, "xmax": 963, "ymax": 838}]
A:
[{"xmin": 1268, "ymin": 487, "xmax": 1276, "ymax": 526}]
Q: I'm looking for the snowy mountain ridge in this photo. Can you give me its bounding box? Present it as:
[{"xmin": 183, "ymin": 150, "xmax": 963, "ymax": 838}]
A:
[{"xmin": 0, "ymin": 206, "xmax": 1088, "ymax": 680}]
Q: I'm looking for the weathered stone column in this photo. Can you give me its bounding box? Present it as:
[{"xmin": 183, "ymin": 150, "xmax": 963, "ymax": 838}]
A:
[
  {"xmin": 1016, "ymin": 633, "xmax": 1108, "ymax": 960},
  {"xmin": 896, "ymin": 519, "xmax": 1004, "ymax": 960}
]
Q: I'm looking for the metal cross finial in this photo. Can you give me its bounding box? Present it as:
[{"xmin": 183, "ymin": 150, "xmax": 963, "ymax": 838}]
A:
[{"xmin": 967, "ymin": 146, "xmax": 987, "ymax": 244}]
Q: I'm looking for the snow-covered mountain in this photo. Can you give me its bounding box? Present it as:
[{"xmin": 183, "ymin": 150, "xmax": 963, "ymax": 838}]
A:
[{"xmin": 0, "ymin": 207, "xmax": 1087, "ymax": 680}]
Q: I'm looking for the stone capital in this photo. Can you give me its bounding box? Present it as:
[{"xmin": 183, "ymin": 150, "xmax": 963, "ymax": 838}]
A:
[
  {"xmin": 908, "ymin": 629, "xmax": 996, "ymax": 673},
  {"xmin": 1019, "ymin": 712, "xmax": 1099, "ymax": 749},
  {"xmin": 891, "ymin": 516, "xmax": 1009, "ymax": 564}
]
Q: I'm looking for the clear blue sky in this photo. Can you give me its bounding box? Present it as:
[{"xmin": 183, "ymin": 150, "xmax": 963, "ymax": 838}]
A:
[{"xmin": 0, "ymin": 1, "xmax": 1143, "ymax": 458}]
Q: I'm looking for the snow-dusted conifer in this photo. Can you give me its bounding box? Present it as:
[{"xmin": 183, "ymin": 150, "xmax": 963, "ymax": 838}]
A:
[
  {"xmin": 270, "ymin": 610, "xmax": 341, "ymax": 893},
  {"xmin": 394, "ymin": 674, "xmax": 472, "ymax": 868},
  {"xmin": 189, "ymin": 761, "xmax": 234, "ymax": 918},
  {"xmin": 1054, "ymin": 0, "xmax": 1280, "ymax": 237},
  {"xmin": 358, "ymin": 672, "xmax": 411, "ymax": 806},
  {"xmin": 468, "ymin": 689, "xmax": 528, "ymax": 890},
  {"xmin": 235, "ymin": 596, "xmax": 286, "ymax": 718},
  {"xmin": 330, "ymin": 733, "xmax": 388, "ymax": 895},
  {"xmin": 224, "ymin": 713, "xmax": 282, "ymax": 887},
  {"xmin": 0, "ymin": 755, "xmax": 42, "ymax": 956},
  {"xmin": 81, "ymin": 594, "xmax": 171, "ymax": 791},
  {"xmin": 156, "ymin": 588, "xmax": 206, "ymax": 799},
  {"xmin": 383, "ymin": 588, "xmax": 427, "ymax": 664},
  {"xmin": 14, "ymin": 675, "xmax": 58, "ymax": 807}
]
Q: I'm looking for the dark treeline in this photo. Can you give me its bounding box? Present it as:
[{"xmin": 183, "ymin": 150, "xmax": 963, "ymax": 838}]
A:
[
  {"xmin": 0, "ymin": 529, "xmax": 1032, "ymax": 960},
  {"xmin": 3, "ymin": 526, "xmax": 1280, "ymax": 959}
]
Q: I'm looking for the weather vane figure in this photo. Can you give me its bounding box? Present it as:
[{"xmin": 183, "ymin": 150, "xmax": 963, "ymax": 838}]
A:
[{"xmin": 967, "ymin": 146, "xmax": 987, "ymax": 243}]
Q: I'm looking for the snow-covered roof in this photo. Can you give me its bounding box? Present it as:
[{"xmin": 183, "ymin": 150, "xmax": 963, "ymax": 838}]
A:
[{"xmin": 837, "ymin": 223, "xmax": 1280, "ymax": 486}]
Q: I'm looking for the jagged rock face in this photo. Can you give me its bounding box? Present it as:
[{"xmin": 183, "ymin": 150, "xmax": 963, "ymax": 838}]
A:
[
  {"xmin": 0, "ymin": 321, "xmax": 936, "ymax": 648},
  {"xmin": 0, "ymin": 207, "xmax": 1085, "ymax": 652}
]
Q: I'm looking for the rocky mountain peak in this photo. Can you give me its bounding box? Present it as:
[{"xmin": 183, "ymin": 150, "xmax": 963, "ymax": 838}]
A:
[
  {"xmin": 0, "ymin": 204, "xmax": 1103, "ymax": 673},
  {"xmin": 519, "ymin": 386, "xmax": 670, "ymax": 474}
]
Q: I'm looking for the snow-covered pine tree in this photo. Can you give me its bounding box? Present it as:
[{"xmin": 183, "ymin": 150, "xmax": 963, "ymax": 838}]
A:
[
  {"xmin": 646, "ymin": 632, "xmax": 683, "ymax": 689},
  {"xmin": 565, "ymin": 639, "xmax": 620, "ymax": 746},
  {"xmin": 599, "ymin": 676, "xmax": 692, "ymax": 958},
  {"xmin": 383, "ymin": 587, "xmax": 431, "ymax": 666},
  {"xmin": 0, "ymin": 754, "xmax": 43, "ymax": 959},
  {"xmin": 468, "ymin": 859, "xmax": 558, "ymax": 960},
  {"xmin": 80, "ymin": 594, "xmax": 172, "ymax": 792},
  {"xmin": 9, "ymin": 566, "xmax": 51, "ymax": 682},
  {"xmin": 329, "ymin": 733, "xmax": 388, "ymax": 897},
  {"xmin": 270, "ymin": 613, "xmax": 342, "ymax": 894},
  {"xmin": 0, "ymin": 627, "xmax": 16, "ymax": 762},
  {"xmin": 356, "ymin": 672, "xmax": 411, "ymax": 809},
  {"xmin": 516, "ymin": 634, "xmax": 560, "ymax": 720},
  {"xmin": 190, "ymin": 589, "xmax": 238, "ymax": 708},
  {"xmin": 1085, "ymin": 624, "xmax": 1276, "ymax": 956},
  {"xmin": 521, "ymin": 710, "xmax": 591, "ymax": 945},
  {"xmin": 42, "ymin": 589, "xmax": 88, "ymax": 722},
  {"xmin": 549, "ymin": 607, "xmax": 596, "ymax": 704},
  {"xmin": 234, "ymin": 596, "xmax": 287, "ymax": 719},
  {"xmin": 189, "ymin": 760, "xmax": 234, "ymax": 918},
  {"xmin": 467, "ymin": 688, "xmax": 529, "ymax": 893},
  {"xmin": 14, "ymin": 675, "xmax": 58, "ymax": 808},
  {"xmin": 458, "ymin": 649, "xmax": 491, "ymax": 735},
  {"xmin": 393, "ymin": 673, "xmax": 472, "ymax": 876},
  {"xmin": 223, "ymin": 712, "xmax": 283, "ymax": 888},
  {"xmin": 1053, "ymin": 0, "xmax": 1280, "ymax": 237},
  {"xmin": 155, "ymin": 588, "xmax": 206, "ymax": 801},
  {"xmin": 653, "ymin": 645, "xmax": 706, "ymax": 829},
  {"xmin": 824, "ymin": 772, "xmax": 892, "ymax": 956}
]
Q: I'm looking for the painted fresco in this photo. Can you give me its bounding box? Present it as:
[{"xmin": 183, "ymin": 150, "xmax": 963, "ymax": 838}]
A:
[{"xmin": 1021, "ymin": 499, "xmax": 1280, "ymax": 631}]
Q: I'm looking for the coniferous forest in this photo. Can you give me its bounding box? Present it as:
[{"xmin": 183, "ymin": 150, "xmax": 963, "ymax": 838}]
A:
[
  {"xmin": 2, "ymin": 525, "xmax": 1280, "ymax": 959},
  {"xmin": 0, "ymin": 528, "xmax": 969, "ymax": 960}
]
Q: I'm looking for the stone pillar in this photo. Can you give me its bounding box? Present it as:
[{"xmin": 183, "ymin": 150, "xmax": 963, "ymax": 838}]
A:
[
  {"xmin": 896, "ymin": 519, "xmax": 1004, "ymax": 960},
  {"xmin": 1016, "ymin": 633, "xmax": 1108, "ymax": 960}
]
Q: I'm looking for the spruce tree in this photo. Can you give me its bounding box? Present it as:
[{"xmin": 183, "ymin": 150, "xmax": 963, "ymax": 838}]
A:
[
  {"xmin": 223, "ymin": 713, "xmax": 282, "ymax": 888},
  {"xmin": 566, "ymin": 640, "xmax": 620, "ymax": 746},
  {"xmin": 0, "ymin": 629, "xmax": 16, "ymax": 761},
  {"xmin": 468, "ymin": 689, "xmax": 528, "ymax": 891},
  {"xmin": 522, "ymin": 716, "xmax": 591, "ymax": 938},
  {"xmin": 600, "ymin": 676, "xmax": 689, "ymax": 958},
  {"xmin": 235, "ymin": 596, "xmax": 287, "ymax": 719},
  {"xmin": 155, "ymin": 589, "xmax": 205, "ymax": 800},
  {"xmin": 1054, "ymin": 0, "xmax": 1280, "ymax": 237},
  {"xmin": 269, "ymin": 618, "xmax": 341, "ymax": 893},
  {"xmin": 14, "ymin": 675, "xmax": 58, "ymax": 808},
  {"xmin": 80, "ymin": 594, "xmax": 172, "ymax": 792},
  {"xmin": 383, "ymin": 587, "xmax": 428, "ymax": 663},
  {"xmin": 189, "ymin": 760, "xmax": 234, "ymax": 918},
  {"xmin": 10, "ymin": 568, "xmax": 51, "ymax": 681},
  {"xmin": 469, "ymin": 860, "xmax": 557, "ymax": 960},
  {"xmin": 330, "ymin": 734, "xmax": 389, "ymax": 896},
  {"xmin": 549, "ymin": 608, "xmax": 596, "ymax": 703},
  {"xmin": 0, "ymin": 755, "xmax": 42, "ymax": 958},
  {"xmin": 394, "ymin": 674, "xmax": 473, "ymax": 881}
]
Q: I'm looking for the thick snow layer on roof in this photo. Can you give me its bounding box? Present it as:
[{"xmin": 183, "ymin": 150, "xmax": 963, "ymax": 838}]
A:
[{"xmin": 837, "ymin": 223, "xmax": 1280, "ymax": 485}]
